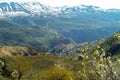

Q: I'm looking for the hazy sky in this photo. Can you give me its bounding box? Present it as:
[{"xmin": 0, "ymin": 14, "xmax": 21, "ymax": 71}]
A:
[{"xmin": 0, "ymin": 0, "xmax": 120, "ymax": 9}]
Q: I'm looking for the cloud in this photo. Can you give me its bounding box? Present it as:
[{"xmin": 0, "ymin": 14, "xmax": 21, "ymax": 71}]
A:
[
  {"xmin": 0, "ymin": 0, "xmax": 120, "ymax": 9},
  {"xmin": 38, "ymin": 0, "xmax": 120, "ymax": 9}
]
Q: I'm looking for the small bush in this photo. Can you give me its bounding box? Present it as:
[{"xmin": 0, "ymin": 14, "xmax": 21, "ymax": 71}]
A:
[{"xmin": 32, "ymin": 66, "xmax": 75, "ymax": 80}]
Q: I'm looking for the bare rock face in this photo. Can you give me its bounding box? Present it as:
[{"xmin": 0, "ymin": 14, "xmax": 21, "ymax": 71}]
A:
[{"xmin": 0, "ymin": 46, "xmax": 43, "ymax": 56}]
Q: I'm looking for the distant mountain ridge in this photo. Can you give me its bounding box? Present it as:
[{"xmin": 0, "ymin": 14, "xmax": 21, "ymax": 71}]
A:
[{"xmin": 0, "ymin": 2, "xmax": 120, "ymax": 17}]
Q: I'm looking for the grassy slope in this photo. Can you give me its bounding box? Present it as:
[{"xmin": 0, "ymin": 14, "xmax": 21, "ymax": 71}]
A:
[{"xmin": 4, "ymin": 54, "xmax": 81, "ymax": 75}]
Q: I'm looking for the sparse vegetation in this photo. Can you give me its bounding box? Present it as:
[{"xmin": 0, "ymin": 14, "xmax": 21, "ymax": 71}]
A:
[{"xmin": 0, "ymin": 44, "xmax": 120, "ymax": 80}]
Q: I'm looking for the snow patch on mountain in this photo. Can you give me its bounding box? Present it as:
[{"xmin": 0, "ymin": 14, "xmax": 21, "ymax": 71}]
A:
[
  {"xmin": 0, "ymin": 2, "xmax": 120, "ymax": 18},
  {"xmin": 4, "ymin": 11, "xmax": 29, "ymax": 17}
]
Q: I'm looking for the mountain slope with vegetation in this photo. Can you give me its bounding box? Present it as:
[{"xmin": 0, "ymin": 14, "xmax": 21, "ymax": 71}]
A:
[
  {"xmin": 93, "ymin": 32, "xmax": 120, "ymax": 56},
  {"xmin": 0, "ymin": 19, "xmax": 72, "ymax": 53}
]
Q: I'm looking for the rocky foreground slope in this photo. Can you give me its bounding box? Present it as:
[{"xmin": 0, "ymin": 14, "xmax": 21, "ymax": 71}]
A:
[{"xmin": 0, "ymin": 46, "xmax": 44, "ymax": 56}]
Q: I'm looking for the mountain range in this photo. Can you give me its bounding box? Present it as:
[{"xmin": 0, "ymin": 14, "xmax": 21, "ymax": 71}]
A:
[
  {"xmin": 0, "ymin": 2, "xmax": 120, "ymax": 17},
  {"xmin": 0, "ymin": 2, "xmax": 120, "ymax": 54}
]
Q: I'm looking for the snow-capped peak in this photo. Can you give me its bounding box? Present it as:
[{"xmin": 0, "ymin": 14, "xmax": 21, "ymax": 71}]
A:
[
  {"xmin": 0, "ymin": 1, "xmax": 120, "ymax": 18},
  {"xmin": 0, "ymin": 2, "xmax": 60, "ymax": 17}
]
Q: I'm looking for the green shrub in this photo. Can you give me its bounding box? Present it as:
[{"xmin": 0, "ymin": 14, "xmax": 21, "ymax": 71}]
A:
[{"xmin": 32, "ymin": 66, "xmax": 75, "ymax": 80}]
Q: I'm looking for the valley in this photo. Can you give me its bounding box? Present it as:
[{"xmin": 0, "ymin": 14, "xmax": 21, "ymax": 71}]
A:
[{"xmin": 0, "ymin": 2, "xmax": 120, "ymax": 54}]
